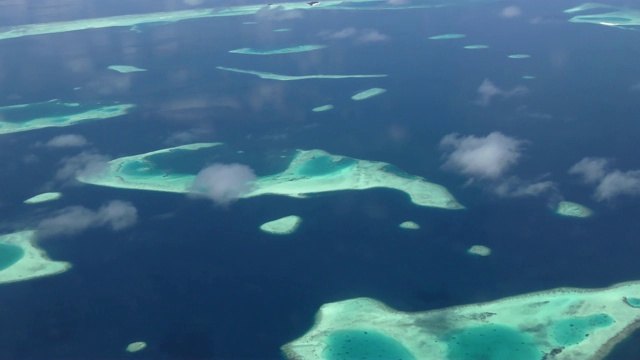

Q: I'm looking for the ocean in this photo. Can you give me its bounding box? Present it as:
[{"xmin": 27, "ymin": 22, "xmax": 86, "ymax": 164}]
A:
[{"xmin": 1, "ymin": 0, "xmax": 640, "ymax": 359}]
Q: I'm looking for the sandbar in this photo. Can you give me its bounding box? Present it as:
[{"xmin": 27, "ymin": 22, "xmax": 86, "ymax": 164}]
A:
[
  {"xmin": 0, "ymin": 0, "xmax": 502, "ymax": 42},
  {"xmin": 467, "ymin": 244, "xmax": 491, "ymax": 256},
  {"xmin": 229, "ymin": 45, "xmax": 326, "ymax": 55},
  {"xmin": 508, "ymin": 54, "xmax": 531, "ymax": 59},
  {"xmin": 216, "ymin": 66, "xmax": 386, "ymax": 81},
  {"xmin": 312, "ymin": 105, "xmax": 334, "ymax": 112},
  {"xmin": 260, "ymin": 215, "xmax": 302, "ymax": 235},
  {"xmin": 24, "ymin": 192, "xmax": 62, "ymax": 204},
  {"xmin": 464, "ymin": 45, "xmax": 489, "ymax": 49},
  {"xmin": 565, "ymin": 3, "xmax": 640, "ymax": 29},
  {"xmin": 351, "ymin": 88, "xmax": 387, "ymax": 101},
  {"xmin": 556, "ymin": 201, "xmax": 593, "ymax": 218},
  {"xmin": 108, "ymin": 65, "xmax": 147, "ymax": 73},
  {"xmin": 77, "ymin": 143, "xmax": 464, "ymax": 210},
  {"xmin": 429, "ymin": 33, "xmax": 466, "ymax": 40},
  {"xmin": 283, "ymin": 281, "xmax": 640, "ymax": 360},
  {"xmin": 399, "ymin": 221, "xmax": 419, "ymax": 230},
  {"xmin": 126, "ymin": 341, "xmax": 147, "ymax": 353},
  {"xmin": 0, "ymin": 230, "xmax": 71, "ymax": 284},
  {"xmin": 0, "ymin": 99, "xmax": 135, "ymax": 135}
]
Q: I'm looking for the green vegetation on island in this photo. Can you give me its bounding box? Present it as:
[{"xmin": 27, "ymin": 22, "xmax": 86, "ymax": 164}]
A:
[
  {"xmin": 283, "ymin": 281, "xmax": 640, "ymax": 360},
  {"xmin": 216, "ymin": 66, "xmax": 387, "ymax": 81},
  {"xmin": 24, "ymin": 192, "xmax": 62, "ymax": 204},
  {"xmin": 77, "ymin": 143, "xmax": 464, "ymax": 210},
  {"xmin": 229, "ymin": 45, "xmax": 326, "ymax": 55},
  {"xmin": 0, "ymin": 231, "xmax": 71, "ymax": 284},
  {"xmin": 0, "ymin": 99, "xmax": 135, "ymax": 135},
  {"xmin": 260, "ymin": 215, "xmax": 302, "ymax": 235}
]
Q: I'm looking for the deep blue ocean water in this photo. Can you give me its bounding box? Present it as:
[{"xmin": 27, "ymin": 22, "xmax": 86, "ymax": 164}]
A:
[{"xmin": 1, "ymin": 0, "xmax": 640, "ymax": 359}]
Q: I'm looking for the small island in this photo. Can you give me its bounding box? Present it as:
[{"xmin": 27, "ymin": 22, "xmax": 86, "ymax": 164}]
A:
[
  {"xmin": 77, "ymin": 144, "xmax": 464, "ymax": 210},
  {"xmin": 0, "ymin": 99, "xmax": 135, "ymax": 135},
  {"xmin": 229, "ymin": 45, "xmax": 326, "ymax": 55},
  {"xmin": 464, "ymin": 45, "xmax": 489, "ymax": 49},
  {"xmin": 282, "ymin": 281, "xmax": 640, "ymax": 360},
  {"xmin": 351, "ymin": 88, "xmax": 387, "ymax": 101},
  {"xmin": 429, "ymin": 33, "xmax": 466, "ymax": 40},
  {"xmin": 216, "ymin": 66, "xmax": 387, "ymax": 81},
  {"xmin": 398, "ymin": 221, "xmax": 420, "ymax": 230},
  {"xmin": 125, "ymin": 341, "xmax": 147, "ymax": 353},
  {"xmin": 467, "ymin": 244, "xmax": 491, "ymax": 256},
  {"xmin": 565, "ymin": 3, "xmax": 640, "ymax": 30},
  {"xmin": 24, "ymin": 192, "xmax": 62, "ymax": 204},
  {"xmin": 312, "ymin": 105, "xmax": 334, "ymax": 112},
  {"xmin": 0, "ymin": 230, "xmax": 71, "ymax": 284},
  {"xmin": 260, "ymin": 215, "xmax": 302, "ymax": 235},
  {"xmin": 108, "ymin": 65, "xmax": 147, "ymax": 73},
  {"xmin": 556, "ymin": 201, "xmax": 593, "ymax": 218}
]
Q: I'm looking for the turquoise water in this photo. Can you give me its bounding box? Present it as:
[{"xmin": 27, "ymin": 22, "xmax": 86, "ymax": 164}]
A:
[
  {"xmin": 626, "ymin": 298, "xmax": 640, "ymax": 308},
  {"xmin": 444, "ymin": 324, "xmax": 542, "ymax": 360},
  {"xmin": 550, "ymin": 314, "xmax": 615, "ymax": 346},
  {"xmin": 120, "ymin": 160, "xmax": 164, "ymax": 177},
  {"xmin": 0, "ymin": 102, "xmax": 93, "ymax": 123},
  {"xmin": 0, "ymin": 242, "xmax": 24, "ymax": 271},
  {"xmin": 145, "ymin": 146, "xmax": 254, "ymax": 176},
  {"xmin": 296, "ymin": 156, "xmax": 357, "ymax": 177},
  {"xmin": 323, "ymin": 329, "xmax": 415, "ymax": 360}
]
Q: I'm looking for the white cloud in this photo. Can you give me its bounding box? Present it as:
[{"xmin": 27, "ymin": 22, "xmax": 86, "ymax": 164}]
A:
[
  {"xmin": 38, "ymin": 200, "xmax": 137, "ymax": 238},
  {"xmin": 500, "ymin": 6, "xmax": 522, "ymax": 18},
  {"xmin": 321, "ymin": 27, "xmax": 357, "ymax": 39},
  {"xmin": 356, "ymin": 29, "xmax": 390, "ymax": 43},
  {"xmin": 440, "ymin": 132, "xmax": 525, "ymax": 179},
  {"xmin": 492, "ymin": 177, "xmax": 555, "ymax": 197},
  {"xmin": 164, "ymin": 128, "xmax": 209, "ymax": 146},
  {"xmin": 475, "ymin": 79, "xmax": 529, "ymax": 106},
  {"xmin": 255, "ymin": 6, "xmax": 303, "ymax": 21},
  {"xmin": 97, "ymin": 200, "xmax": 139, "ymax": 230},
  {"xmin": 569, "ymin": 157, "xmax": 640, "ymax": 201},
  {"xmin": 55, "ymin": 151, "xmax": 109, "ymax": 183},
  {"xmin": 320, "ymin": 28, "xmax": 390, "ymax": 43},
  {"xmin": 189, "ymin": 163, "xmax": 256, "ymax": 206},
  {"xmin": 568, "ymin": 157, "xmax": 610, "ymax": 184},
  {"xmin": 46, "ymin": 134, "xmax": 88, "ymax": 148},
  {"xmin": 594, "ymin": 170, "xmax": 640, "ymax": 201}
]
